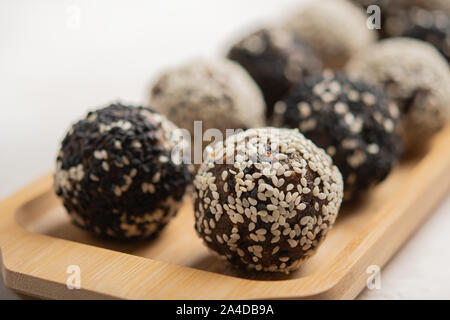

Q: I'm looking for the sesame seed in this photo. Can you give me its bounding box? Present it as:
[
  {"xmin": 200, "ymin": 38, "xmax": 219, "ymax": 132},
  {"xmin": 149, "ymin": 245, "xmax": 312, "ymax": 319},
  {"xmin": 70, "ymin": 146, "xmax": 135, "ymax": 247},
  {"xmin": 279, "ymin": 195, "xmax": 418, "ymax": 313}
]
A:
[
  {"xmin": 288, "ymin": 239, "xmax": 298, "ymax": 248},
  {"xmin": 298, "ymin": 102, "xmax": 311, "ymax": 117},
  {"xmin": 221, "ymin": 170, "xmax": 228, "ymax": 181},
  {"xmin": 301, "ymin": 178, "xmax": 307, "ymax": 187},
  {"xmin": 159, "ymin": 155, "xmax": 169, "ymax": 163},
  {"xmin": 102, "ymin": 161, "xmax": 110, "ymax": 171},
  {"xmin": 250, "ymin": 233, "xmax": 259, "ymax": 241},
  {"xmin": 334, "ymin": 102, "xmax": 348, "ymax": 114},
  {"xmin": 255, "ymin": 228, "xmax": 267, "ymax": 235},
  {"xmin": 367, "ymin": 143, "xmax": 380, "ymax": 154}
]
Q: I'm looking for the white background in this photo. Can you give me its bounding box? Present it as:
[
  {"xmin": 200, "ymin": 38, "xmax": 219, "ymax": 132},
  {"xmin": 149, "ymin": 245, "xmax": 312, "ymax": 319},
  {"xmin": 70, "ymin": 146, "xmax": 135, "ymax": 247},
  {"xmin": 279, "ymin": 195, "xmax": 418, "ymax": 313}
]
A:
[{"xmin": 1, "ymin": 0, "xmax": 449, "ymax": 299}]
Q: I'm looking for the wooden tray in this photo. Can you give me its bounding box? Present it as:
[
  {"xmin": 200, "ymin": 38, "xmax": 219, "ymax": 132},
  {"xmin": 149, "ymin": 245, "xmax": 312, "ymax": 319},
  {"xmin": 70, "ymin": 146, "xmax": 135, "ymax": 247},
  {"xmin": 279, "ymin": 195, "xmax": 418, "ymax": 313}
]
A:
[{"xmin": 1, "ymin": 126, "xmax": 450, "ymax": 300}]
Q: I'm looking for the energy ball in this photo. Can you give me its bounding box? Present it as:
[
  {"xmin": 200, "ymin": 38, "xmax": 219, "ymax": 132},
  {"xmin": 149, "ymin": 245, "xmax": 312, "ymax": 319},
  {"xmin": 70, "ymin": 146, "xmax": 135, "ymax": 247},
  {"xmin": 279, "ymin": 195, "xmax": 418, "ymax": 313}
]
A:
[
  {"xmin": 388, "ymin": 7, "xmax": 450, "ymax": 62},
  {"xmin": 193, "ymin": 128, "xmax": 343, "ymax": 273},
  {"xmin": 272, "ymin": 72, "xmax": 402, "ymax": 201},
  {"xmin": 150, "ymin": 58, "xmax": 265, "ymax": 136},
  {"xmin": 351, "ymin": 0, "xmax": 450, "ymax": 60},
  {"xmin": 227, "ymin": 28, "xmax": 322, "ymax": 119},
  {"xmin": 347, "ymin": 38, "xmax": 450, "ymax": 151},
  {"xmin": 54, "ymin": 103, "xmax": 193, "ymax": 240},
  {"xmin": 283, "ymin": 0, "xmax": 377, "ymax": 69}
]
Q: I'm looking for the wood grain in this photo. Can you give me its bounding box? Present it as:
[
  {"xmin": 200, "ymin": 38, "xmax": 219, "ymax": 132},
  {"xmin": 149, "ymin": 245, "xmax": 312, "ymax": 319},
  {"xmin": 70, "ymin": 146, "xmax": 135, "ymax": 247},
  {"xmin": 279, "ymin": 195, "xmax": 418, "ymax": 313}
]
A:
[{"xmin": 1, "ymin": 125, "xmax": 450, "ymax": 299}]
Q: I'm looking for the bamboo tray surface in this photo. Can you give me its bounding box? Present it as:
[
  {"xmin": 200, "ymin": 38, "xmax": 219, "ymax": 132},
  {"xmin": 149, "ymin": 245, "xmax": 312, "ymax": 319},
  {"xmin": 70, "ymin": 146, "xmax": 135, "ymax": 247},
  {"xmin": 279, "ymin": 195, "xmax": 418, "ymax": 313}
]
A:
[{"xmin": 1, "ymin": 126, "xmax": 450, "ymax": 299}]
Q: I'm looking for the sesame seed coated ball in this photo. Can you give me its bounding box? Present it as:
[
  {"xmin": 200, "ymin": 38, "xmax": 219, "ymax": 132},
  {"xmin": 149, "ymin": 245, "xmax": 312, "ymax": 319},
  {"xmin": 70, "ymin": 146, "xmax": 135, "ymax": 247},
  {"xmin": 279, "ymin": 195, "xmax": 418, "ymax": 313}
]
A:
[
  {"xmin": 227, "ymin": 28, "xmax": 322, "ymax": 119},
  {"xmin": 347, "ymin": 38, "xmax": 450, "ymax": 151},
  {"xmin": 149, "ymin": 58, "xmax": 265, "ymax": 136},
  {"xmin": 283, "ymin": 0, "xmax": 377, "ymax": 69},
  {"xmin": 54, "ymin": 103, "xmax": 193, "ymax": 240},
  {"xmin": 272, "ymin": 72, "xmax": 403, "ymax": 201},
  {"xmin": 193, "ymin": 128, "xmax": 343, "ymax": 273}
]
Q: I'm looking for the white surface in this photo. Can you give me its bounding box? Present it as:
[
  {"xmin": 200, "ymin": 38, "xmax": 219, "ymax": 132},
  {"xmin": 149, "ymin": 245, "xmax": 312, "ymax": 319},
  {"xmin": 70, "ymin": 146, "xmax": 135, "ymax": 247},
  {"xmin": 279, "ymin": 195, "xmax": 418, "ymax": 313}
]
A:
[{"xmin": 0, "ymin": 0, "xmax": 449, "ymax": 300}]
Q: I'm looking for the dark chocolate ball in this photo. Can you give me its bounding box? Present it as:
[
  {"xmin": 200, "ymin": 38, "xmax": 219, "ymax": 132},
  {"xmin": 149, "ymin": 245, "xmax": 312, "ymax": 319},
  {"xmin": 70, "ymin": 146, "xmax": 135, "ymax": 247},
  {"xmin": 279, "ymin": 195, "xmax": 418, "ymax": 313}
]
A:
[
  {"xmin": 193, "ymin": 128, "xmax": 343, "ymax": 273},
  {"xmin": 227, "ymin": 28, "xmax": 322, "ymax": 119},
  {"xmin": 352, "ymin": 0, "xmax": 450, "ymax": 60},
  {"xmin": 389, "ymin": 8, "xmax": 450, "ymax": 62},
  {"xmin": 273, "ymin": 72, "xmax": 402, "ymax": 201},
  {"xmin": 54, "ymin": 103, "xmax": 193, "ymax": 240}
]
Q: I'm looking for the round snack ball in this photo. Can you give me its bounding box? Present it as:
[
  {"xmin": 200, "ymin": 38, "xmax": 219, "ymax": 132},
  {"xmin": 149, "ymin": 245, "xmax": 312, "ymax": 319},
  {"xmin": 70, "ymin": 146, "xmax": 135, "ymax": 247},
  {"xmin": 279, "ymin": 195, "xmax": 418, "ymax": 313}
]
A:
[
  {"xmin": 351, "ymin": 0, "xmax": 450, "ymax": 60},
  {"xmin": 347, "ymin": 38, "xmax": 450, "ymax": 151},
  {"xmin": 283, "ymin": 0, "xmax": 377, "ymax": 69},
  {"xmin": 272, "ymin": 72, "xmax": 403, "ymax": 201},
  {"xmin": 149, "ymin": 58, "xmax": 265, "ymax": 136},
  {"xmin": 193, "ymin": 127, "xmax": 344, "ymax": 273},
  {"xmin": 387, "ymin": 7, "xmax": 450, "ymax": 62},
  {"xmin": 227, "ymin": 28, "xmax": 322, "ymax": 119},
  {"xmin": 54, "ymin": 103, "xmax": 193, "ymax": 240}
]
